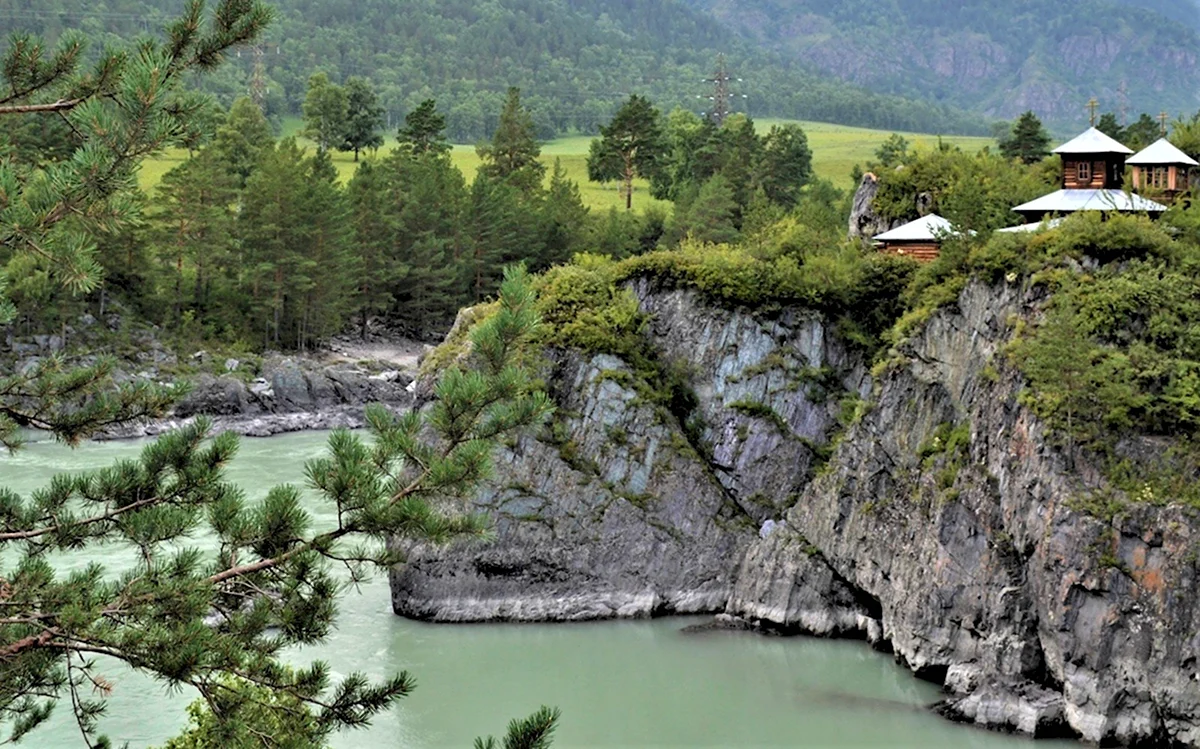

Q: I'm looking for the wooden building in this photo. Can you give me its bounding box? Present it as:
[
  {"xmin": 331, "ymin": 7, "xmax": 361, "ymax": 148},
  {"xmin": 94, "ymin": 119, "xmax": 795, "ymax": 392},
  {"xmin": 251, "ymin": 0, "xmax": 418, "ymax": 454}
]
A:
[
  {"xmin": 873, "ymin": 214, "xmax": 956, "ymax": 262},
  {"xmin": 1055, "ymin": 127, "xmax": 1131, "ymax": 190},
  {"xmin": 1006, "ymin": 126, "xmax": 1167, "ymax": 227},
  {"xmin": 1128, "ymin": 138, "xmax": 1198, "ymax": 202}
]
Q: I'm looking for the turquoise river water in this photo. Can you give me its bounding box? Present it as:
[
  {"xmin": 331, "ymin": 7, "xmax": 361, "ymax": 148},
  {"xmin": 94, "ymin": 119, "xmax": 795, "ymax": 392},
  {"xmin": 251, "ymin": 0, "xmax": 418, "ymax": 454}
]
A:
[{"xmin": 2, "ymin": 431, "xmax": 1079, "ymax": 748}]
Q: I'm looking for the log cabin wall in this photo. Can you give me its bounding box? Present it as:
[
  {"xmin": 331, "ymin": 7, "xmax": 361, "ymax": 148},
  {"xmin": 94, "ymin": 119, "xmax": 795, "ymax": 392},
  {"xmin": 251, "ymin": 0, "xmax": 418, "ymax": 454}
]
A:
[
  {"xmin": 1062, "ymin": 159, "xmax": 1118, "ymax": 189},
  {"xmin": 879, "ymin": 242, "xmax": 940, "ymax": 262}
]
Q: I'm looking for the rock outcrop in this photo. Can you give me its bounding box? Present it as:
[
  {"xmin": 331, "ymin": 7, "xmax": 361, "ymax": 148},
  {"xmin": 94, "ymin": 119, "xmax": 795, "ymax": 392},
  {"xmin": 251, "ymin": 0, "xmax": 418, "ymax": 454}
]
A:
[
  {"xmin": 111, "ymin": 357, "xmax": 414, "ymax": 438},
  {"xmin": 848, "ymin": 173, "xmax": 904, "ymax": 241},
  {"xmin": 392, "ymin": 278, "xmax": 1200, "ymax": 745},
  {"xmin": 391, "ymin": 282, "xmax": 865, "ymax": 621}
]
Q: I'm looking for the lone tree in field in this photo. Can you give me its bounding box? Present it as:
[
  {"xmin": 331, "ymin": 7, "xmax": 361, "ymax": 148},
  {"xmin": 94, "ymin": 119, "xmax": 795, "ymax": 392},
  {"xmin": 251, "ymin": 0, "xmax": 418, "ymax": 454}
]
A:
[
  {"xmin": 398, "ymin": 98, "xmax": 452, "ymax": 157},
  {"xmin": 0, "ymin": 4, "xmax": 559, "ymax": 746},
  {"xmin": 587, "ymin": 95, "xmax": 667, "ymax": 211},
  {"xmin": 999, "ymin": 111, "xmax": 1052, "ymax": 165}
]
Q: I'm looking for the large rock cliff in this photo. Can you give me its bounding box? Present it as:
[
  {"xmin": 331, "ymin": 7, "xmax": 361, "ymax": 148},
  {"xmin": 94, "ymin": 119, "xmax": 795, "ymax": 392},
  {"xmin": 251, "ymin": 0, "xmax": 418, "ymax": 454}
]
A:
[
  {"xmin": 391, "ymin": 280, "xmax": 865, "ymax": 621},
  {"xmin": 392, "ymin": 278, "xmax": 1200, "ymax": 746}
]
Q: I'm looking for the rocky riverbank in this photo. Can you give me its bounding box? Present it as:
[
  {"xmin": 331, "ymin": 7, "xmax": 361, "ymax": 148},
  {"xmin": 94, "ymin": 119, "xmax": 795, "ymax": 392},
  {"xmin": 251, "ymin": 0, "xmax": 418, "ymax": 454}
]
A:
[
  {"xmin": 392, "ymin": 278, "xmax": 1200, "ymax": 746},
  {"xmin": 4, "ymin": 323, "xmax": 423, "ymax": 439}
]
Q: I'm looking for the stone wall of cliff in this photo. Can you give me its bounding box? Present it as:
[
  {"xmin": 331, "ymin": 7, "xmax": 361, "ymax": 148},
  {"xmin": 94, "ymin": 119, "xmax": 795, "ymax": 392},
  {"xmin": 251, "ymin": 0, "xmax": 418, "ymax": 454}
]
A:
[
  {"xmin": 727, "ymin": 280, "xmax": 1200, "ymax": 746},
  {"xmin": 390, "ymin": 280, "xmax": 866, "ymax": 621},
  {"xmin": 391, "ymin": 277, "xmax": 1200, "ymax": 746}
]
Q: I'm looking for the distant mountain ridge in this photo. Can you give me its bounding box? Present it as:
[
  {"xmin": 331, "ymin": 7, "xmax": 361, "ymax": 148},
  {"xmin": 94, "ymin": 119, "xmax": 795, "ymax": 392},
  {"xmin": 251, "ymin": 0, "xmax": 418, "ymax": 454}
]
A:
[
  {"xmin": 0, "ymin": 0, "xmax": 991, "ymax": 138},
  {"xmin": 682, "ymin": 0, "xmax": 1200, "ymax": 126}
]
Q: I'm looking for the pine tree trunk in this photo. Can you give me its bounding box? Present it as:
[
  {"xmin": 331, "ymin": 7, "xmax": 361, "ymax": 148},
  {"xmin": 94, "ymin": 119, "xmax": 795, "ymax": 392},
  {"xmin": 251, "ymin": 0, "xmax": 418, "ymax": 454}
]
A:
[{"xmin": 623, "ymin": 157, "xmax": 635, "ymax": 211}]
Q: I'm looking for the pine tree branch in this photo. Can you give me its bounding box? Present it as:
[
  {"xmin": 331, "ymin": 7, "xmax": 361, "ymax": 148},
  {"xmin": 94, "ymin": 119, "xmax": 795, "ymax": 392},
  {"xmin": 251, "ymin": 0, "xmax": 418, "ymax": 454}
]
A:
[
  {"xmin": 0, "ymin": 629, "xmax": 61, "ymax": 660},
  {"xmin": 0, "ymin": 495, "xmax": 173, "ymax": 542},
  {"xmin": 0, "ymin": 98, "xmax": 83, "ymax": 115}
]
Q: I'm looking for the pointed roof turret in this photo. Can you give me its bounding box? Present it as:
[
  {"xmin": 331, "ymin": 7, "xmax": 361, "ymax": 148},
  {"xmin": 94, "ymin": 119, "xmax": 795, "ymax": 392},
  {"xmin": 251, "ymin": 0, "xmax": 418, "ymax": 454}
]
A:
[
  {"xmin": 1128, "ymin": 138, "xmax": 1199, "ymax": 167},
  {"xmin": 1053, "ymin": 127, "xmax": 1134, "ymax": 155}
]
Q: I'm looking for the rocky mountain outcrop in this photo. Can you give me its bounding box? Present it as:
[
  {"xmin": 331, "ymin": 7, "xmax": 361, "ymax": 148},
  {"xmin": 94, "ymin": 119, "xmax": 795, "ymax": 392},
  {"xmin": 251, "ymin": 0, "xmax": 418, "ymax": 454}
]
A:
[
  {"xmin": 848, "ymin": 173, "xmax": 907, "ymax": 240},
  {"xmin": 683, "ymin": 0, "xmax": 1200, "ymax": 123},
  {"xmin": 396, "ymin": 277, "xmax": 1200, "ymax": 745},
  {"xmin": 391, "ymin": 282, "xmax": 866, "ymax": 621},
  {"xmin": 726, "ymin": 281, "xmax": 1200, "ymax": 746}
]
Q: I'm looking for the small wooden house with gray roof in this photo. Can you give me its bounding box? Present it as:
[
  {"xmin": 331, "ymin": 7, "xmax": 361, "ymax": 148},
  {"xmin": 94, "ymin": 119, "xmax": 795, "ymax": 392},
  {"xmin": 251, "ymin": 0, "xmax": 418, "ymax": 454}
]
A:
[
  {"xmin": 1128, "ymin": 138, "xmax": 1198, "ymax": 202},
  {"xmin": 873, "ymin": 214, "xmax": 957, "ymax": 262},
  {"xmin": 1053, "ymin": 126, "xmax": 1133, "ymax": 190}
]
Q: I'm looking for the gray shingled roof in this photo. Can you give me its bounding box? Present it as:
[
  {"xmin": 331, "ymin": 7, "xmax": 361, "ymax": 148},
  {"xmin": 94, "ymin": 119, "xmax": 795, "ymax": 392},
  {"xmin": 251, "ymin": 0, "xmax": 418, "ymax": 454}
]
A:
[
  {"xmin": 1012, "ymin": 189, "xmax": 1166, "ymax": 214},
  {"xmin": 873, "ymin": 214, "xmax": 955, "ymax": 242},
  {"xmin": 1053, "ymin": 127, "xmax": 1134, "ymax": 155},
  {"xmin": 1127, "ymin": 138, "xmax": 1199, "ymax": 167}
]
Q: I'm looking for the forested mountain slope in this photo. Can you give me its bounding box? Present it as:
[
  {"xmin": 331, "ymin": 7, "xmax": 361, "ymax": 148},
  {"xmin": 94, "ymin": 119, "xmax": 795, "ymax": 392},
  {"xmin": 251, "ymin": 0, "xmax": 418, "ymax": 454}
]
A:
[
  {"xmin": 682, "ymin": 0, "xmax": 1200, "ymax": 126},
  {"xmin": 0, "ymin": 0, "xmax": 989, "ymax": 138}
]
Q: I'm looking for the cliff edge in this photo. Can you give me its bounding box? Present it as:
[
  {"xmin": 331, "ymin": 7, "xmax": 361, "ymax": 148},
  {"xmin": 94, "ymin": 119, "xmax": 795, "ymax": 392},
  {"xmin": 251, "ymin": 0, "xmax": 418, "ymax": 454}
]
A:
[{"xmin": 392, "ymin": 272, "xmax": 1200, "ymax": 745}]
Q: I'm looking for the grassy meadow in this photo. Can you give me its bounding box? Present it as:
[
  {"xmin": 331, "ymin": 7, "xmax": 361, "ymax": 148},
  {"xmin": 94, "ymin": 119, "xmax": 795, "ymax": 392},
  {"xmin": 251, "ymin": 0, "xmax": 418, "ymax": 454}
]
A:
[{"xmin": 136, "ymin": 117, "xmax": 995, "ymax": 212}]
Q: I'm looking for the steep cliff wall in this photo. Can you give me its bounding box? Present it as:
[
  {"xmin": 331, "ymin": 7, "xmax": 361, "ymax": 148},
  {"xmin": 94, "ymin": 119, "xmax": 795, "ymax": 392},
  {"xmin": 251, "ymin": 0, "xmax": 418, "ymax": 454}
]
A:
[
  {"xmin": 390, "ymin": 282, "xmax": 865, "ymax": 621},
  {"xmin": 392, "ymin": 277, "xmax": 1200, "ymax": 745},
  {"xmin": 727, "ymin": 281, "xmax": 1200, "ymax": 746}
]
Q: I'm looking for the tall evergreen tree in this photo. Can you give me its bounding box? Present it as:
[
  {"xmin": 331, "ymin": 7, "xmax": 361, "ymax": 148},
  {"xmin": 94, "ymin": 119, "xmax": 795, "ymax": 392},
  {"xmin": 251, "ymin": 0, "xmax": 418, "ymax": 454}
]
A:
[
  {"xmin": 478, "ymin": 87, "xmax": 545, "ymax": 194},
  {"xmin": 389, "ymin": 150, "xmax": 469, "ymax": 336},
  {"xmin": 463, "ymin": 175, "xmax": 536, "ymax": 302},
  {"xmin": 239, "ymin": 138, "xmax": 311, "ymax": 348},
  {"xmin": 297, "ymin": 149, "xmax": 358, "ymax": 350},
  {"xmin": 760, "ymin": 123, "xmax": 814, "ymax": 209},
  {"xmin": 348, "ymin": 161, "xmax": 404, "ymax": 339},
  {"xmin": 538, "ymin": 158, "xmax": 590, "ymax": 270},
  {"xmin": 671, "ymin": 174, "xmax": 740, "ymax": 245},
  {"xmin": 587, "ymin": 95, "xmax": 667, "ymax": 211},
  {"xmin": 1097, "ymin": 112, "xmax": 1124, "ymax": 142},
  {"xmin": 341, "ymin": 76, "xmax": 385, "ymax": 162},
  {"xmin": 211, "ymin": 96, "xmax": 275, "ymax": 188},
  {"xmin": 149, "ymin": 149, "xmax": 238, "ymax": 329},
  {"xmin": 398, "ymin": 99, "xmax": 451, "ymax": 157},
  {"xmin": 715, "ymin": 114, "xmax": 764, "ymax": 222},
  {"xmin": 302, "ymin": 72, "xmax": 348, "ymax": 153},
  {"xmin": 1124, "ymin": 113, "xmax": 1164, "ymax": 150},
  {"xmin": 999, "ymin": 111, "xmax": 1052, "ymax": 165}
]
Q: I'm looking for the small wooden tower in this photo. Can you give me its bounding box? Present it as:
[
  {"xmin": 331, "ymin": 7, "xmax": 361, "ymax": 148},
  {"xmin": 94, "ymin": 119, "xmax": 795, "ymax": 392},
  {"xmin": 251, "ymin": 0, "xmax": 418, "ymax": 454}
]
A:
[
  {"xmin": 873, "ymin": 214, "xmax": 955, "ymax": 262},
  {"xmin": 1128, "ymin": 138, "xmax": 1198, "ymax": 202},
  {"xmin": 1053, "ymin": 127, "xmax": 1133, "ymax": 190},
  {"xmin": 1009, "ymin": 126, "xmax": 1167, "ymax": 224}
]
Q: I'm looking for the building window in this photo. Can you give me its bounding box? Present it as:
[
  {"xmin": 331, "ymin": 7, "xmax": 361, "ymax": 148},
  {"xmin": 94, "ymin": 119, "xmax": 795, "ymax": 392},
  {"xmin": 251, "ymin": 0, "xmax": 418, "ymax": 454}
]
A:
[
  {"xmin": 1152, "ymin": 167, "xmax": 1170, "ymax": 189},
  {"xmin": 1076, "ymin": 161, "xmax": 1092, "ymax": 183}
]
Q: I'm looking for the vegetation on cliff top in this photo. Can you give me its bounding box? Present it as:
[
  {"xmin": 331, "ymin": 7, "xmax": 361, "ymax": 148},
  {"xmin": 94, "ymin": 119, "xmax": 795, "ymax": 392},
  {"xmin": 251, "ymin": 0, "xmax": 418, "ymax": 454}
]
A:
[{"xmin": 513, "ymin": 132, "xmax": 1200, "ymax": 514}]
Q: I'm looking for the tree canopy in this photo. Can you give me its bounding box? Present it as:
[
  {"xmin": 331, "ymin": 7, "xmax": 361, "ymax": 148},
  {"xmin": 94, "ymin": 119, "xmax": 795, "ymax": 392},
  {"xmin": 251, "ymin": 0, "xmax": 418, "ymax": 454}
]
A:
[{"xmin": 587, "ymin": 95, "xmax": 667, "ymax": 211}]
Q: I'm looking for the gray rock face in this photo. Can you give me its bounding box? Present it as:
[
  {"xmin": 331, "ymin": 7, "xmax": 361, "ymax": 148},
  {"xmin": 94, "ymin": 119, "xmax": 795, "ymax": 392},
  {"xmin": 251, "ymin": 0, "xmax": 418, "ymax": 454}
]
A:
[
  {"xmin": 390, "ymin": 285, "xmax": 863, "ymax": 622},
  {"xmin": 847, "ymin": 172, "xmax": 904, "ymax": 240},
  {"xmin": 726, "ymin": 281, "xmax": 1200, "ymax": 746},
  {"xmin": 392, "ymin": 278, "xmax": 1200, "ymax": 745},
  {"xmin": 132, "ymin": 357, "xmax": 415, "ymax": 438}
]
